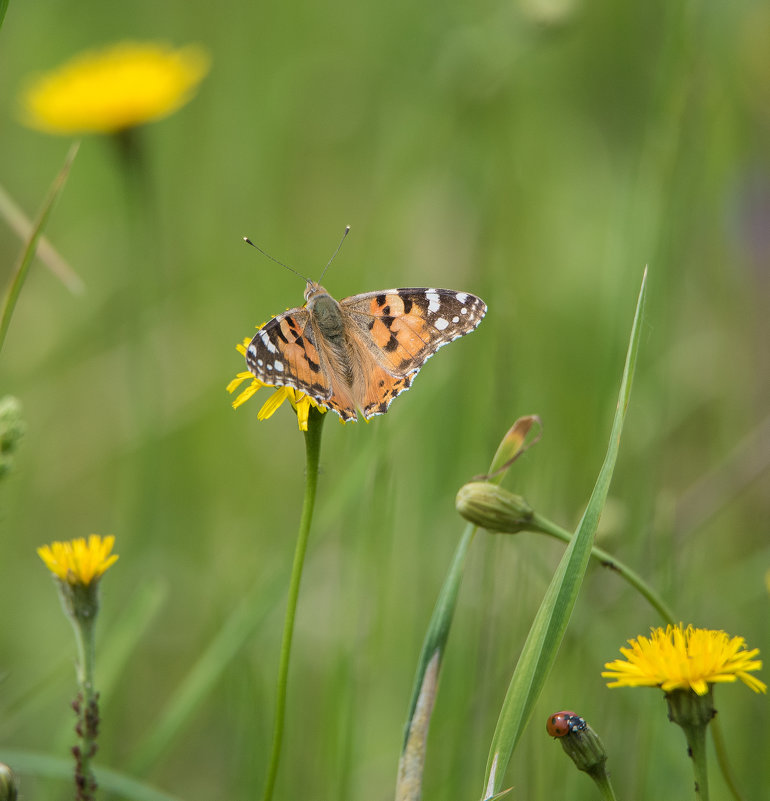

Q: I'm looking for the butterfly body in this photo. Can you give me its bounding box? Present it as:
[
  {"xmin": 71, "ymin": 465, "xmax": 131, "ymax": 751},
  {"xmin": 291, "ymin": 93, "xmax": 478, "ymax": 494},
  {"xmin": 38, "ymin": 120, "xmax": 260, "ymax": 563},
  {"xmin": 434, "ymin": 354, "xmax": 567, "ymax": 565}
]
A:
[{"xmin": 246, "ymin": 283, "xmax": 486, "ymax": 421}]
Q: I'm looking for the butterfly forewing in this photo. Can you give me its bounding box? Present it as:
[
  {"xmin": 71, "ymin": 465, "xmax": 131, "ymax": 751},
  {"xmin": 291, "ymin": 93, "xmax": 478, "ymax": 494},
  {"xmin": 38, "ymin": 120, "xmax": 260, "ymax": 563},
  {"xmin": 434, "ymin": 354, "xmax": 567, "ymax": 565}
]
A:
[{"xmin": 246, "ymin": 308, "xmax": 330, "ymax": 398}]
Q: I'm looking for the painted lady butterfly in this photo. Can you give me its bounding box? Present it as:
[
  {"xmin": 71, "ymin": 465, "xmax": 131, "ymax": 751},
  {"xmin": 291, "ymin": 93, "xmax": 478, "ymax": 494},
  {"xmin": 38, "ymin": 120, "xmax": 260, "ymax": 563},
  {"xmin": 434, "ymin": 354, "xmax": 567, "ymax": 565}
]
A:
[{"xmin": 245, "ymin": 281, "xmax": 486, "ymax": 422}]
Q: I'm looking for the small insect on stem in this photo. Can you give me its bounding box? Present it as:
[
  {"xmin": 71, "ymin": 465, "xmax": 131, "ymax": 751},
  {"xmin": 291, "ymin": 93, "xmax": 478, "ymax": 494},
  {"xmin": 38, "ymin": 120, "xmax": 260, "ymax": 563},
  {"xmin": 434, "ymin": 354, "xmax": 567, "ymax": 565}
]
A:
[{"xmin": 546, "ymin": 711, "xmax": 587, "ymax": 738}]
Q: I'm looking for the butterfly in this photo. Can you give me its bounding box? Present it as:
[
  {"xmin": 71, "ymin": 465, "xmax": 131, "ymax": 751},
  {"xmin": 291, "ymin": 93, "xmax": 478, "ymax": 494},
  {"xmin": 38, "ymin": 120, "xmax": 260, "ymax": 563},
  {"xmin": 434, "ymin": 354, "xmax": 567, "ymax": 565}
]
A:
[{"xmin": 245, "ymin": 282, "xmax": 486, "ymax": 421}]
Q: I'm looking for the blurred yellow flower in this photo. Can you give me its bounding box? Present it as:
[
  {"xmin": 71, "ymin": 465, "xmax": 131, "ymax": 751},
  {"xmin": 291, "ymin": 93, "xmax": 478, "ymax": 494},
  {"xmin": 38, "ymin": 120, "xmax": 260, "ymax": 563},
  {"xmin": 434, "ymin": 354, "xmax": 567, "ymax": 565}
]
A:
[
  {"xmin": 38, "ymin": 535, "xmax": 119, "ymax": 585},
  {"xmin": 603, "ymin": 624, "xmax": 766, "ymax": 696},
  {"xmin": 228, "ymin": 339, "xmax": 326, "ymax": 432},
  {"xmin": 20, "ymin": 41, "xmax": 210, "ymax": 134}
]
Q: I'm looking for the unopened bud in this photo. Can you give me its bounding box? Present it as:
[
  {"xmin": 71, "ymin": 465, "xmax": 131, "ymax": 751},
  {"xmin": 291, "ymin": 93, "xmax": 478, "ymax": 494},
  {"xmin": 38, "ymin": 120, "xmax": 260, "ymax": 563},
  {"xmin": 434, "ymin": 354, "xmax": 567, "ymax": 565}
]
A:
[
  {"xmin": 455, "ymin": 482, "xmax": 533, "ymax": 533},
  {"xmin": 0, "ymin": 396, "xmax": 25, "ymax": 478},
  {"xmin": 546, "ymin": 711, "xmax": 609, "ymax": 783},
  {"xmin": 0, "ymin": 763, "xmax": 18, "ymax": 801}
]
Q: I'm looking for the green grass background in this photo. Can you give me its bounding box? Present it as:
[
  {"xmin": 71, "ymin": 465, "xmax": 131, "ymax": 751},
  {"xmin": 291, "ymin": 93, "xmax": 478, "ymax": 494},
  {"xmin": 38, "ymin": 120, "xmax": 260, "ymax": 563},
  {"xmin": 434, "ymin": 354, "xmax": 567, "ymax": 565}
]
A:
[{"xmin": 1, "ymin": 0, "xmax": 769, "ymax": 798}]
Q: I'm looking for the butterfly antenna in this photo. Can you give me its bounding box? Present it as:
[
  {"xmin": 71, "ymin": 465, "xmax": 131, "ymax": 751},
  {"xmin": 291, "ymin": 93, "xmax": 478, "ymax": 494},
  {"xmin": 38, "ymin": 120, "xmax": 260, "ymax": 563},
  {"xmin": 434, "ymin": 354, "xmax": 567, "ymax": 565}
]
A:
[
  {"xmin": 318, "ymin": 225, "xmax": 351, "ymax": 283},
  {"xmin": 242, "ymin": 237, "xmax": 312, "ymax": 284}
]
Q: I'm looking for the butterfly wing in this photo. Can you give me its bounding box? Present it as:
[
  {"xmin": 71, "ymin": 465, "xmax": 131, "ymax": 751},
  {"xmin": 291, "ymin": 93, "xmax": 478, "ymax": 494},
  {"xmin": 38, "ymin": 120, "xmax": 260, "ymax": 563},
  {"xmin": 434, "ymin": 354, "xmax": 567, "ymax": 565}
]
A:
[
  {"xmin": 245, "ymin": 306, "xmax": 328, "ymax": 396},
  {"xmin": 245, "ymin": 305, "xmax": 359, "ymax": 421},
  {"xmin": 341, "ymin": 288, "xmax": 487, "ymax": 418}
]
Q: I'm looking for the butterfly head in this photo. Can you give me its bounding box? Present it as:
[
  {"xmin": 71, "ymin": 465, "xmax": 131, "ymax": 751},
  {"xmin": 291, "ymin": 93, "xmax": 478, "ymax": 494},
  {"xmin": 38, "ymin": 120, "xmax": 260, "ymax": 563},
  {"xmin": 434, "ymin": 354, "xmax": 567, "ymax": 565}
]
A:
[{"xmin": 303, "ymin": 281, "xmax": 326, "ymax": 304}]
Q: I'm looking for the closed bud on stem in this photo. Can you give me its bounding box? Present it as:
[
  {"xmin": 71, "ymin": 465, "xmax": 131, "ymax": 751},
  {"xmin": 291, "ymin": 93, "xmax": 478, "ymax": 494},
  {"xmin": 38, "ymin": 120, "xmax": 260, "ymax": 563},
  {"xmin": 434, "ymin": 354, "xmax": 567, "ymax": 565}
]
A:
[
  {"xmin": 0, "ymin": 396, "xmax": 25, "ymax": 478},
  {"xmin": 0, "ymin": 763, "xmax": 19, "ymax": 801},
  {"xmin": 557, "ymin": 720, "xmax": 608, "ymax": 776},
  {"xmin": 546, "ymin": 712, "xmax": 615, "ymax": 800},
  {"xmin": 455, "ymin": 481, "xmax": 533, "ymax": 533}
]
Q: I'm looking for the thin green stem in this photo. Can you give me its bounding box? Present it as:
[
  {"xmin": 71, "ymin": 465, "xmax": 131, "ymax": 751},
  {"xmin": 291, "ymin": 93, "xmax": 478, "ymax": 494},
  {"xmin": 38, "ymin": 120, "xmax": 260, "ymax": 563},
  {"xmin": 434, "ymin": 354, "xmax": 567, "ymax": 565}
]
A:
[
  {"xmin": 72, "ymin": 612, "xmax": 96, "ymax": 698},
  {"xmin": 587, "ymin": 766, "xmax": 619, "ymax": 801},
  {"xmin": 529, "ymin": 511, "xmax": 677, "ymax": 625},
  {"xmin": 70, "ymin": 596, "xmax": 99, "ymax": 801},
  {"xmin": 261, "ymin": 408, "xmax": 326, "ymax": 801},
  {"xmin": 688, "ymin": 721, "xmax": 710, "ymax": 801},
  {"xmin": 666, "ymin": 688, "xmax": 714, "ymax": 801}
]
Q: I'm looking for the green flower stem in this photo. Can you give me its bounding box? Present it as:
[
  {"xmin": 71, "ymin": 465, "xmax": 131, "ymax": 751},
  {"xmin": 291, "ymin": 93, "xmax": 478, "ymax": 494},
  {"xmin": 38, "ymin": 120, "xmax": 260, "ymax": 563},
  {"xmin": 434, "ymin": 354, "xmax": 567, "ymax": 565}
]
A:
[
  {"xmin": 529, "ymin": 511, "xmax": 677, "ymax": 626},
  {"xmin": 66, "ymin": 583, "xmax": 100, "ymax": 801},
  {"xmin": 73, "ymin": 614, "xmax": 98, "ymax": 773},
  {"xmin": 72, "ymin": 611, "xmax": 96, "ymax": 705},
  {"xmin": 666, "ymin": 688, "xmax": 715, "ymax": 801},
  {"xmin": 588, "ymin": 766, "xmax": 619, "ymax": 801},
  {"xmin": 262, "ymin": 407, "xmax": 326, "ymax": 801},
  {"xmin": 688, "ymin": 723, "xmax": 710, "ymax": 801}
]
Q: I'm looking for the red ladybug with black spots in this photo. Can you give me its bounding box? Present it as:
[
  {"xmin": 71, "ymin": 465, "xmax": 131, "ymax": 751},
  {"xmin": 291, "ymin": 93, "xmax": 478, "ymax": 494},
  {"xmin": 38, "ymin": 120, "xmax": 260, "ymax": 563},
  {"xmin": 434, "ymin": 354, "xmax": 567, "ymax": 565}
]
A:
[{"xmin": 546, "ymin": 710, "xmax": 587, "ymax": 738}]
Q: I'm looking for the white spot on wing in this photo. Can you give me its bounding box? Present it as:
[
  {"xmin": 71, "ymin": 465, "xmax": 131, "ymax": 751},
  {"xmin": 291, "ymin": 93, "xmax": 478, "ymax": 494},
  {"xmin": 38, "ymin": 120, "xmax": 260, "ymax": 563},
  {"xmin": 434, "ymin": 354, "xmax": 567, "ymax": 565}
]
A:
[
  {"xmin": 456, "ymin": 291, "xmax": 468, "ymax": 303},
  {"xmin": 274, "ymin": 360, "xmax": 284, "ymax": 372},
  {"xmin": 435, "ymin": 317, "xmax": 449, "ymax": 331},
  {"xmin": 461, "ymin": 308, "xmax": 468, "ymax": 315},
  {"xmin": 426, "ymin": 290, "xmax": 440, "ymax": 314},
  {"xmin": 247, "ymin": 344, "xmax": 257, "ymax": 357},
  {"xmin": 259, "ymin": 329, "xmax": 278, "ymax": 354},
  {"xmin": 452, "ymin": 316, "xmax": 459, "ymax": 323}
]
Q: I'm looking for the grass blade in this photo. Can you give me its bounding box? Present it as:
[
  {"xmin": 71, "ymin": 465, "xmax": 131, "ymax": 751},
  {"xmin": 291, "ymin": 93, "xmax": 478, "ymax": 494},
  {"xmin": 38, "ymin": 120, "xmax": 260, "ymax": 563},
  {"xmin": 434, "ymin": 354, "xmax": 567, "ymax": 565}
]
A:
[
  {"xmin": 0, "ymin": 182, "xmax": 84, "ymax": 294},
  {"xmin": 481, "ymin": 268, "xmax": 648, "ymax": 798},
  {"xmin": 0, "ymin": 142, "xmax": 79, "ymax": 356},
  {"xmin": 395, "ymin": 419, "xmax": 538, "ymax": 801},
  {"xmin": 0, "ymin": 749, "xmax": 184, "ymax": 801}
]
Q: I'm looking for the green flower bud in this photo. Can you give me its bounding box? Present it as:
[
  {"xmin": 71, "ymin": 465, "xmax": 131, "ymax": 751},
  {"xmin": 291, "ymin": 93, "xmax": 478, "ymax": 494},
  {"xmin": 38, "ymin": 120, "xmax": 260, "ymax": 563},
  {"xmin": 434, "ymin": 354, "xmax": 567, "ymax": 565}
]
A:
[
  {"xmin": 557, "ymin": 720, "xmax": 608, "ymax": 775},
  {"xmin": 547, "ymin": 712, "xmax": 613, "ymax": 795},
  {"xmin": 455, "ymin": 481, "xmax": 533, "ymax": 533},
  {"xmin": 0, "ymin": 763, "xmax": 19, "ymax": 801},
  {"xmin": 0, "ymin": 396, "xmax": 25, "ymax": 478}
]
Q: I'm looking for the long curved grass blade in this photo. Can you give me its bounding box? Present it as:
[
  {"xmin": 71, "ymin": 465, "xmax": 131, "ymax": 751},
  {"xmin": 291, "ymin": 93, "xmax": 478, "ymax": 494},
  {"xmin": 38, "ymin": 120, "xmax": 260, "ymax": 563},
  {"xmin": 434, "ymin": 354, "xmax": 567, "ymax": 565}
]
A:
[
  {"xmin": 0, "ymin": 142, "xmax": 79, "ymax": 356},
  {"xmin": 0, "ymin": 182, "xmax": 84, "ymax": 293},
  {"xmin": 395, "ymin": 418, "xmax": 539, "ymax": 801},
  {"xmin": 0, "ymin": 749, "xmax": 184, "ymax": 801},
  {"xmin": 396, "ymin": 522, "xmax": 476, "ymax": 801},
  {"xmin": 481, "ymin": 269, "xmax": 648, "ymax": 799}
]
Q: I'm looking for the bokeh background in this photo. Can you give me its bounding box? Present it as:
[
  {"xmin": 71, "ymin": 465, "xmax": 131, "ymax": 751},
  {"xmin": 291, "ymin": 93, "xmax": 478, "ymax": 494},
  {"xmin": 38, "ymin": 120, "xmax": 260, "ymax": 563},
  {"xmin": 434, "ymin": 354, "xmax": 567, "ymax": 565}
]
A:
[{"xmin": 1, "ymin": 0, "xmax": 769, "ymax": 799}]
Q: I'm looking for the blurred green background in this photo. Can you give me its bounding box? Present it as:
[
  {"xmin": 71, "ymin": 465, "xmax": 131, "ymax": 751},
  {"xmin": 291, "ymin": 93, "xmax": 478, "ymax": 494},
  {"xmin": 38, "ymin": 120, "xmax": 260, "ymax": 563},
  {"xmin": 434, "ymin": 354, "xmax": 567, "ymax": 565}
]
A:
[{"xmin": 1, "ymin": 0, "xmax": 769, "ymax": 799}]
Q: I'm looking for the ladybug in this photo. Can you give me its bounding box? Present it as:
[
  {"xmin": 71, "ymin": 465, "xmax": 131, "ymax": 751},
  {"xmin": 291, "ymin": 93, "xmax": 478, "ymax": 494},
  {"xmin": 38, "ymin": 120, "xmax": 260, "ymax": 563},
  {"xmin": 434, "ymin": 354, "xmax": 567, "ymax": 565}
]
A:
[{"xmin": 546, "ymin": 710, "xmax": 587, "ymax": 738}]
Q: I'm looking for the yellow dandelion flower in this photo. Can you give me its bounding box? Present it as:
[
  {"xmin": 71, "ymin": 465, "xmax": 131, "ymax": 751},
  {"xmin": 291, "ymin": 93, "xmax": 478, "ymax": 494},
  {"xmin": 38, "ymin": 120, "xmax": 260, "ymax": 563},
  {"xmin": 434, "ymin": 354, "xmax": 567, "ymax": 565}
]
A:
[
  {"xmin": 20, "ymin": 41, "xmax": 210, "ymax": 135},
  {"xmin": 602, "ymin": 624, "xmax": 766, "ymax": 696},
  {"xmin": 227, "ymin": 338, "xmax": 327, "ymax": 432},
  {"xmin": 37, "ymin": 534, "xmax": 119, "ymax": 585}
]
